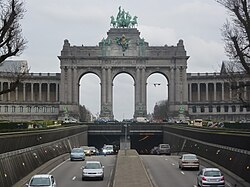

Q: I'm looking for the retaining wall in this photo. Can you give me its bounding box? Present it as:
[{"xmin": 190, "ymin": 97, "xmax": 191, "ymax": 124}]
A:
[
  {"xmin": 0, "ymin": 130, "xmax": 87, "ymax": 187},
  {"xmin": 163, "ymin": 126, "xmax": 250, "ymax": 184}
]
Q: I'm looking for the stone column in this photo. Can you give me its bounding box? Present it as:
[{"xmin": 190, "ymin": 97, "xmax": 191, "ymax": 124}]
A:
[
  {"xmin": 169, "ymin": 67, "xmax": 175, "ymax": 104},
  {"xmin": 197, "ymin": 83, "xmax": 200, "ymax": 101},
  {"xmin": 15, "ymin": 87, "xmax": 18, "ymax": 101},
  {"xmin": 67, "ymin": 67, "xmax": 72, "ymax": 103},
  {"xmin": 23, "ymin": 83, "xmax": 26, "ymax": 101},
  {"xmin": 31, "ymin": 83, "xmax": 34, "ymax": 101},
  {"xmin": 39, "ymin": 83, "xmax": 42, "ymax": 101},
  {"xmin": 175, "ymin": 67, "xmax": 180, "ymax": 103},
  {"xmin": 8, "ymin": 82, "xmax": 11, "ymax": 101},
  {"xmin": 189, "ymin": 84, "xmax": 192, "ymax": 102},
  {"xmin": 214, "ymin": 83, "xmax": 217, "ymax": 101},
  {"xmin": 222, "ymin": 82, "xmax": 224, "ymax": 101},
  {"xmin": 182, "ymin": 66, "xmax": 188, "ymax": 103},
  {"xmin": 141, "ymin": 67, "xmax": 146, "ymax": 108},
  {"xmin": 134, "ymin": 67, "xmax": 141, "ymax": 117},
  {"xmin": 73, "ymin": 67, "xmax": 78, "ymax": 104},
  {"xmin": 60, "ymin": 66, "xmax": 66, "ymax": 103},
  {"xmin": 205, "ymin": 83, "xmax": 208, "ymax": 101},
  {"xmin": 56, "ymin": 83, "xmax": 59, "ymax": 102},
  {"xmin": 47, "ymin": 83, "xmax": 50, "ymax": 102},
  {"xmin": 107, "ymin": 67, "xmax": 112, "ymax": 103},
  {"xmin": 101, "ymin": 67, "xmax": 107, "ymax": 105}
]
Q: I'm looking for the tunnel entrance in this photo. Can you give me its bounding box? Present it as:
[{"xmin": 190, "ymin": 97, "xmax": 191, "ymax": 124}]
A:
[{"xmin": 88, "ymin": 134, "xmax": 163, "ymax": 155}]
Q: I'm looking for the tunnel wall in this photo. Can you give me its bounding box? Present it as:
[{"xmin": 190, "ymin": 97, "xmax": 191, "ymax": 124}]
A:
[
  {"xmin": 0, "ymin": 130, "xmax": 87, "ymax": 187},
  {"xmin": 163, "ymin": 127, "xmax": 250, "ymax": 183}
]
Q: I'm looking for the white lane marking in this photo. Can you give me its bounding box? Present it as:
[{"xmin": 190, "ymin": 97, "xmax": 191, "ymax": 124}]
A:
[
  {"xmin": 172, "ymin": 163, "xmax": 175, "ymax": 166},
  {"xmin": 48, "ymin": 158, "xmax": 69, "ymax": 174},
  {"xmin": 225, "ymin": 181, "xmax": 232, "ymax": 187},
  {"xmin": 180, "ymin": 171, "xmax": 185, "ymax": 175},
  {"xmin": 165, "ymin": 158, "xmax": 168, "ymax": 161},
  {"xmin": 72, "ymin": 176, "xmax": 76, "ymax": 181}
]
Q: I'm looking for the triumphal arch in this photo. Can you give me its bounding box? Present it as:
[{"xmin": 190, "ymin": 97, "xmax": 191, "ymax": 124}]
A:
[{"xmin": 58, "ymin": 7, "xmax": 189, "ymax": 119}]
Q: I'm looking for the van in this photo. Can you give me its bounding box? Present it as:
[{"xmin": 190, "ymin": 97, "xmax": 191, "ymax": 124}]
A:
[
  {"xmin": 157, "ymin": 144, "xmax": 171, "ymax": 155},
  {"xmin": 193, "ymin": 119, "xmax": 203, "ymax": 127},
  {"xmin": 136, "ymin": 117, "xmax": 149, "ymax": 123}
]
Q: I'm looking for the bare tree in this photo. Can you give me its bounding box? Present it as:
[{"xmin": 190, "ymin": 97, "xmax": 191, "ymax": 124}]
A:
[
  {"xmin": 0, "ymin": 0, "xmax": 27, "ymax": 95},
  {"xmin": 217, "ymin": 0, "xmax": 250, "ymax": 106}
]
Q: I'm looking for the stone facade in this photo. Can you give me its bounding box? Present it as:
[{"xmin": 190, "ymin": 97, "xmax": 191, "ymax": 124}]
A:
[
  {"xmin": 0, "ymin": 28, "xmax": 249, "ymax": 122},
  {"xmin": 0, "ymin": 72, "xmax": 60, "ymax": 121},
  {"xmin": 58, "ymin": 28, "xmax": 189, "ymax": 119}
]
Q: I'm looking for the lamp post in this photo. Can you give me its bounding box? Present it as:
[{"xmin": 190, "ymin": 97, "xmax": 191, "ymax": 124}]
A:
[{"xmin": 124, "ymin": 124, "xmax": 127, "ymax": 155}]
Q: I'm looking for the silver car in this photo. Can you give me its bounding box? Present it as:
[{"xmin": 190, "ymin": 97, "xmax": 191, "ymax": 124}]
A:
[
  {"xmin": 178, "ymin": 153, "xmax": 199, "ymax": 170},
  {"xmin": 197, "ymin": 168, "xmax": 225, "ymax": 187},
  {"xmin": 70, "ymin": 147, "xmax": 85, "ymax": 161},
  {"xmin": 157, "ymin": 144, "xmax": 171, "ymax": 155},
  {"xmin": 26, "ymin": 174, "xmax": 56, "ymax": 187},
  {"xmin": 82, "ymin": 161, "xmax": 104, "ymax": 180}
]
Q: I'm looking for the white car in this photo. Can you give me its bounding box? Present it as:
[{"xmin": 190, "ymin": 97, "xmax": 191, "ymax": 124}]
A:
[
  {"xmin": 102, "ymin": 145, "xmax": 114, "ymax": 155},
  {"xmin": 82, "ymin": 161, "xmax": 104, "ymax": 180},
  {"xmin": 197, "ymin": 168, "xmax": 225, "ymax": 187},
  {"xmin": 178, "ymin": 153, "xmax": 200, "ymax": 170},
  {"xmin": 26, "ymin": 174, "xmax": 56, "ymax": 187}
]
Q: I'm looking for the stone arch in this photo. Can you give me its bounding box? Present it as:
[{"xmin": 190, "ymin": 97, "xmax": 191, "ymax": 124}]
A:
[
  {"xmin": 58, "ymin": 28, "xmax": 189, "ymax": 120},
  {"xmin": 112, "ymin": 72, "xmax": 135, "ymax": 120},
  {"xmin": 146, "ymin": 71, "xmax": 169, "ymax": 115}
]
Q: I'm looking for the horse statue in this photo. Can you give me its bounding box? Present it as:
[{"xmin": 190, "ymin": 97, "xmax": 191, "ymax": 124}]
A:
[
  {"xmin": 110, "ymin": 16, "xmax": 116, "ymax": 28},
  {"xmin": 130, "ymin": 16, "xmax": 138, "ymax": 27}
]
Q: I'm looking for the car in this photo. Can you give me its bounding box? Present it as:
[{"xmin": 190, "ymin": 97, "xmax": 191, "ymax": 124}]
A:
[
  {"xmin": 89, "ymin": 146, "xmax": 98, "ymax": 155},
  {"xmin": 26, "ymin": 174, "xmax": 56, "ymax": 187},
  {"xmin": 197, "ymin": 168, "xmax": 225, "ymax": 187},
  {"xmin": 82, "ymin": 146, "xmax": 92, "ymax": 156},
  {"xmin": 157, "ymin": 144, "xmax": 171, "ymax": 155},
  {"xmin": 178, "ymin": 153, "xmax": 199, "ymax": 170},
  {"xmin": 82, "ymin": 161, "xmax": 104, "ymax": 180},
  {"xmin": 102, "ymin": 145, "xmax": 114, "ymax": 155},
  {"xmin": 70, "ymin": 147, "xmax": 85, "ymax": 161}
]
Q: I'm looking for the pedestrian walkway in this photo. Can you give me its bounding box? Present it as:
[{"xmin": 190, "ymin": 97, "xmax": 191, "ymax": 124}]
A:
[{"xmin": 113, "ymin": 149, "xmax": 152, "ymax": 187}]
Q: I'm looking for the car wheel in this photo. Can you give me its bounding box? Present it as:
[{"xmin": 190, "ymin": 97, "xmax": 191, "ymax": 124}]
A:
[{"xmin": 82, "ymin": 177, "xmax": 85, "ymax": 181}]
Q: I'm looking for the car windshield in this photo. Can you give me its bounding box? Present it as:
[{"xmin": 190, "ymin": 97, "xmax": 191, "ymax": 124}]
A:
[
  {"xmin": 204, "ymin": 171, "xmax": 221, "ymax": 177},
  {"xmin": 30, "ymin": 178, "xmax": 51, "ymax": 186},
  {"xmin": 72, "ymin": 148, "xmax": 83, "ymax": 153},
  {"xmin": 85, "ymin": 163, "xmax": 101, "ymax": 169},
  {"xmin": 183, "ymin": 155, "xmax": 197, "ymax": 160}
]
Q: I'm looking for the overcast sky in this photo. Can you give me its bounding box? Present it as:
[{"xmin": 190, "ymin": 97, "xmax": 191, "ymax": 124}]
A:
[{"xmin": 13, "ymin": 0, "xmax": 229, "ymax": 120}]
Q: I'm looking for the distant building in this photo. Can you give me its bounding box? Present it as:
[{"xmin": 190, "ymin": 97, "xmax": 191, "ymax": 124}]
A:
[{"xmin": 0, "ymin": 60, "xmax": 60, "ymax": 121}]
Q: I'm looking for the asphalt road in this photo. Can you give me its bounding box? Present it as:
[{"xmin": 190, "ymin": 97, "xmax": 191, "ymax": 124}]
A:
[
  {"xmin": 49, "ymin": 155, "xmax": 116, "ymax": 187},
  {"xmin": 141, "ymin": 154, "xmax": 243, "ymax": 187}
]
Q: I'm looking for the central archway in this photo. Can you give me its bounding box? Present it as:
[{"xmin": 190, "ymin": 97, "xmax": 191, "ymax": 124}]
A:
[{"xmin": 113, "ymin": 73, "xmax": 134, "ymax": 121}]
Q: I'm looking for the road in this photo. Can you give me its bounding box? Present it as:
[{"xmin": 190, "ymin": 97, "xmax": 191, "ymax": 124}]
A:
[
  {"xmin": 141, "ymin": 154, "xmax": 242, "ymax": 187},
  {"xmin": 49, "ymin": 155, "xmax": 116, "ymax": 187}
]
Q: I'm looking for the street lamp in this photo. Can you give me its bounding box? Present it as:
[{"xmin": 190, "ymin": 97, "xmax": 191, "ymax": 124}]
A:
[{"xmin": 124, "ymin": 124, "xmax": 127, "ymax": 155}]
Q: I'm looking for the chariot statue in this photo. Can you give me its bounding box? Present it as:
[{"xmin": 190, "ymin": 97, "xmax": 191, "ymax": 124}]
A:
[{"xmin": 110, "ymin": 6, "xmax": 138, "ymax": 28}]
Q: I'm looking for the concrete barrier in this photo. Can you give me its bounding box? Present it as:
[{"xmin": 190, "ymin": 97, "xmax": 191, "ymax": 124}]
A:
[
  {"xmin": 0, "ymin": 131, "xmax": 87, "ymax": 187},
  {"xmin": 113, "ymin": 149, "xmax": 152, "ymax": 187},
  {"xmin": 163, "ymin": 130, "xmax": 250, "ymax": 185}
]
